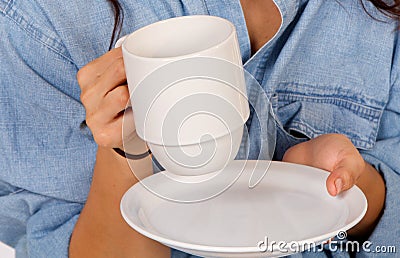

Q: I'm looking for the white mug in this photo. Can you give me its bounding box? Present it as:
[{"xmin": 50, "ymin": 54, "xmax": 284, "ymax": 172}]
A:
[{"xmin": 117, "ymin": 15, "xmax": 250, "ymax": 175}]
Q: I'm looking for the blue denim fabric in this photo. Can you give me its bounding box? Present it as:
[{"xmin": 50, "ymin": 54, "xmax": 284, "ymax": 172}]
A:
[{"xmin": 0, "ymin": 0, "xmax": 399, "ymax": 257}]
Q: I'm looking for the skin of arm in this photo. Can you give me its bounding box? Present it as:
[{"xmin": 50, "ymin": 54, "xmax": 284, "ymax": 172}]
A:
[{"xmin": 69, "ymin": 147, "xmax": 170, "ymax": 258}]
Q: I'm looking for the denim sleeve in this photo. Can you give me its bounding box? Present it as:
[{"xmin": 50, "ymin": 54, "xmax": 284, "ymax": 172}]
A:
[
  {"xmin": 25, "ymin": 197, "xmax": 82, "ymax": 258},
  {"xmin": 171, "ymin": 249, "xmax": 203, "ymax": 258},
  {"xmin": 0, "ymin": 179, "xmax": 83, "ymax": 258},
  {"xmin": 0, "ymin": 1, "xmax": 93, "ymax": 257},
  {"xmin": 357, "ymin": 38, "xmax": 400, "ymax": 256}
]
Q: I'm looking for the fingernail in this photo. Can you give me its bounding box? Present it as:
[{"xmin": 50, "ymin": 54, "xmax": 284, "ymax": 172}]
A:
[{"xmin": 335, "ymin": 178, "xmax": 343, "ymax": 195}]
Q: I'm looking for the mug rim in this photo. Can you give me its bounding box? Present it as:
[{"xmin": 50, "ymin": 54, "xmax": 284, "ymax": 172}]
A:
[{"xmin": 120, "ymin": 15, "xmax": 237, "ymax": 61}]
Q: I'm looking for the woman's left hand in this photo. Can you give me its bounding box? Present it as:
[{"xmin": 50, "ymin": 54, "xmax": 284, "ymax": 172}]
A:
[
  {"xmin": 283, "ymin": 133, "xmax": 365, "ymax": 196},
  {"xmin": 283, "ymin": 133, "xmax": 385, "ymax": 238}
]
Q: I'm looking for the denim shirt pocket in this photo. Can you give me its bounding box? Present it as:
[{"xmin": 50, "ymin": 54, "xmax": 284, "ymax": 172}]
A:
[{"xmin": 272, "ymin": 82, "xmax": 386, "ymax": 150}]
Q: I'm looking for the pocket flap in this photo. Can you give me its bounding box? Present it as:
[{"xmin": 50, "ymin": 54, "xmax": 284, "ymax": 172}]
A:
[{"xmin": 274, "ymin": 90, "xmax": 384, "ymax": 150}]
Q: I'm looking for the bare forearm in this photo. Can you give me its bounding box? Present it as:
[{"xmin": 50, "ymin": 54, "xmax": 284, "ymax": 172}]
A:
[
  {"xmin": 69, "ymin": 147, "xmax": 170, "ymax": 258},
  {"xmin": 349, "ymin": 161, "xmax": 385, "ymax": 239}
]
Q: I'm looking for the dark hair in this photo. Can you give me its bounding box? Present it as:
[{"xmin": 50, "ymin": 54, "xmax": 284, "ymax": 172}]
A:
[
  {"xmin": 107, "ymin": 0, "xmax": 400, "ymax": 49},
  {"xmin": 368, "ymin": 0, "xmax": 400, "ymax": 19},
  {"xmin": 108, "ymin": 0, "xmax": 124, "ymax": 50}
]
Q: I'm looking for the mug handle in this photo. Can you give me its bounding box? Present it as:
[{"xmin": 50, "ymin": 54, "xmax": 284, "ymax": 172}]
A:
[
  {"xmin": 114, "ymin": 35, "xmax": 148, "ymax": 155},
  {"xmin": 115, "ymin": 35, "xmax": 128, "ymax": 48}
]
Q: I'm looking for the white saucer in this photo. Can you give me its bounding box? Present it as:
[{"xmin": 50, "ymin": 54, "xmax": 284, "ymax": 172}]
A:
[{"xmin": 120, "ymin": 161, "xmax": 367, "ymax": 257}]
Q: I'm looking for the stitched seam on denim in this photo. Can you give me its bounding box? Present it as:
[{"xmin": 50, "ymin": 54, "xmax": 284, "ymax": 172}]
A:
[
  {"xmin": 0, "ymin": 0, "xmax": 11, "ymax": 13},
  {"xmin": 289, "ymin": 121, "xmax": 373, "ymax": 149},
  {"xmin": 278, "ymin": 94, "xmax": 382, "ymax": 122},
  {"xmin": 278, "ymin": 90, "xmax": 385, "ymax": 109},
  {"xmin": 7, "ymin": 189, "xmax": 24, "ymax": 196},
  {"xmin": 1, "ymin": 2, "xmax": 73, "ymax": 63},
  {"xmin": 277, "ymin": 82, "xmax": 386, "ymax": 108}
]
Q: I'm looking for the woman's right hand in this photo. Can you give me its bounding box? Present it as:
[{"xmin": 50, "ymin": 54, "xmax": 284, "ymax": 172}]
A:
[{"xmin": 77, "ymin": 47, "xmax": 134, "ymax": 149}]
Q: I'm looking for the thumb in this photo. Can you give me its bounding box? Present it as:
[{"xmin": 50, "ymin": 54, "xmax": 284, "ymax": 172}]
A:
[{"xmin": 326, "ymin": 164, "xmax": 361, "ymax": 196}]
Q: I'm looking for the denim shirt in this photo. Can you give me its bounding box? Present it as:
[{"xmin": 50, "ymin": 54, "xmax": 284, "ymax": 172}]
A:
[{"xmin": 0, "ymin": 0, "xmax": 399, "ymax": 257}]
